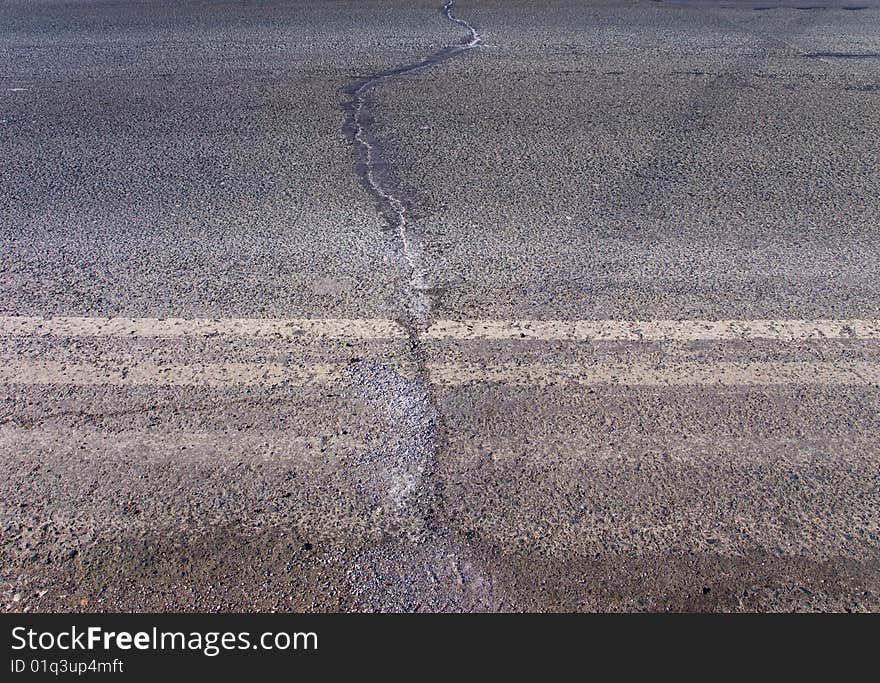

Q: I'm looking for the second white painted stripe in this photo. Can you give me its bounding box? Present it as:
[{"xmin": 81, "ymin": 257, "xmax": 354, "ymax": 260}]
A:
[
  {"xmin": 0, "ymin": 362, "xmax": 343, "ymax": 387},
  {"xmin": 1, "ymin": 361, "xmax": 877, "ymax": 387},
  {"xmin": 427, "ymin": 361, "xmax": 880, "ymax": 387}
]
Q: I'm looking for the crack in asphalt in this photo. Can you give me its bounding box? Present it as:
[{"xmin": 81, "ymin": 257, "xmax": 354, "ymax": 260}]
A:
[
  {"xmin": 343, "ymin": 0, "xmax": 480, "ymax": 331},
  {"xmin": 340, "ymin": 2, "xmax": 487, "ymax": 609}
]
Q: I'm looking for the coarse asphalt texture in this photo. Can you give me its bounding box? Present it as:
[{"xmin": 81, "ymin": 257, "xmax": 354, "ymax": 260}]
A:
[{"xmin": 1, "ymin": 0, "xmax": 879, "ymax": 612}]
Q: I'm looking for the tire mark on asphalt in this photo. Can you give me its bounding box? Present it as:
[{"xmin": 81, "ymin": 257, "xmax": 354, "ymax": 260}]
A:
[{"xmin": 605, "ymin": 1, "xmax": 848, "ymax": 208}]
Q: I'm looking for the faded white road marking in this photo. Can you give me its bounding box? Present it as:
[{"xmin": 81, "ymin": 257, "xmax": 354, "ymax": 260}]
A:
[
  {"xmin": 0, "ymin": 362, "xmax": 342, "ymax": 387},
  {"xmin": 0, "ymin": 426, "xmax": 366, "ymax": 455},
  {"xmin": 427, "ymin": 361, "xmax": 880, "ymax": 387},
  {"xmin": 0, "ymin": 317, "xmax": 405, "ymax": 339},
  {"xmin": 2, "ymin": 317, "xmax": 880, "ymax": 341},
  {"xmin": 0, "ymin": 360, "xmax": 877, "ymax": 387}
]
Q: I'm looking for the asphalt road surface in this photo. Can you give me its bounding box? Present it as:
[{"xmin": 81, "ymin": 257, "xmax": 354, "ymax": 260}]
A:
[{"xmin": 1, "ymin": 0, "xmax": 879, "ymax": 612}]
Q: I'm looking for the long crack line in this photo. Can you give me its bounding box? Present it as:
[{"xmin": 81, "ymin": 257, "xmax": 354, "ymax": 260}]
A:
[
  {"xmin": 339, "ymin": 5, "xmax": 485, "ymax": 599},
  {"xmin": 343, "ymin": 0, "xmax": 481, "ymax": 331}
]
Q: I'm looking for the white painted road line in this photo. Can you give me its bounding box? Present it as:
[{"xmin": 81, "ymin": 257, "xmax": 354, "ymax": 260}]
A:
[
  {"xmin": 0, "ymin": 317, "xmax": 406, "ymax": 339},
  {"xmin": 427, "ymin": 361, "xmax": 880, "ymax": 387},
  {"xmin": 424, "ymin": 319, "xmax": 880, "ymax": 341},
  {"xmin": 2, "ymin": 317, "xmax": 878, "ymax": 387},
  {"xmin": 2, "ymin": 316, "xmax": 880, "ymax": 341},
  {"xmin": 0, "ymin": 360, "xmax": 877, "ymax": 387}
]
